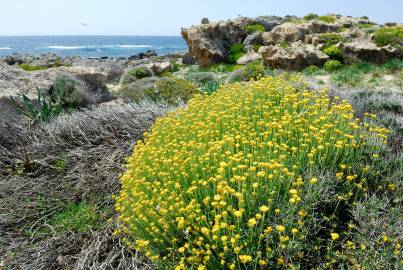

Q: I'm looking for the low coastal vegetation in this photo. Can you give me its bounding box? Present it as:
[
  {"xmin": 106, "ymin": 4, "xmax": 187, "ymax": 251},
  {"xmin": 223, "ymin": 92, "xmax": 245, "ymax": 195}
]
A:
[{"xmin": 1, "ymin": 12, "xmax": 402, "ymax": 270}]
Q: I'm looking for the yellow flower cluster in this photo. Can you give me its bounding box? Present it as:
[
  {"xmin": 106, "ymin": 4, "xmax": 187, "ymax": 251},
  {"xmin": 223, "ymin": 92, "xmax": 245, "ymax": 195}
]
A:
[{"xmin": 115, "ymin": 75, "xmax": 387, "ymax": 269}]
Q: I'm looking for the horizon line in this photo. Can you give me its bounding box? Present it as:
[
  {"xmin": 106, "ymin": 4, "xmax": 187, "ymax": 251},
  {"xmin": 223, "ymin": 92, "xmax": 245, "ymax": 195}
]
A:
[{"xmin": 0, "ymin": 34, "xmax": 183, "ymax": 37}]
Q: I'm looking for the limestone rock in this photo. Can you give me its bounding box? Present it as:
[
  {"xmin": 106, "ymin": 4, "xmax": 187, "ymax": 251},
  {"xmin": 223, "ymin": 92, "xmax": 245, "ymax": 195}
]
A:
[
  {"xmin": 259, "ymin": 42, "xmax": 329, "ymax": 70},
  {"xmin": 340, "ymin": 41, "xmax": 402, "ymax": 64},
  {"xmin": 146, "ymin": 62, "xmax": 173, "ymax": 75},
  {"xmin": 181, "ymin": 19, "xmax": 247, "ymax": 67},
  {"xmin": 237, "ymin": 51, "xmax": 262, "ymax": 65}
]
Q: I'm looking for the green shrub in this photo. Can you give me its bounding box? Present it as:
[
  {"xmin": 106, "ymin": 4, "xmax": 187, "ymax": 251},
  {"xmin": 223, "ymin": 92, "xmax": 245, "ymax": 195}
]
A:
[
  {"xmin": 226, "ymin": 62, "xmax": 264, "ymax": 83},
  {"xmin": 319, "ymin": 33, "xmax": 343, "ymax": 47},
  {"xmin": 317, "ymin": 15, "xmax": 336, "ymax": 23},
  {"xmin": 323, "ymin": 45, "xmax": 343, "ymax": 61},
  {"xmin": 116, "ymin": 75, "xmax": 387, "ymax": 269},
  {"xmin": 19, "ymin": 63, "xmax": 48, "ymax": 72},
  {"xmin": 374, "ymin": 26, "xmax": 403, "ymax": 47},
  {"xmin": 227, "ymin": 43, "xmax": 245, "ymax": 64},
  {"xmin": 303, "ymin": 13, "xmax": 318, "ymax": 20},
  {"xmin": 324, "ymin": 60, "xmax": 343, "ymax": 71},
  {"xmin": 171, "ymin": 61, "xmax": 180, "ymax": 72},
  {"xmin": 129, "ymin": 67, "xmax": 151, "ymax": 79},
  {"xmin": 199, "ymin": 79, "xmax": 223, "ymax": 95},
  {"xmin": 244, "ymin": 23, "xmax": 265, "ymax": 34},
  {"xmin": 151, "ymin": 77, "xmax": 197, "ymax": 105}
]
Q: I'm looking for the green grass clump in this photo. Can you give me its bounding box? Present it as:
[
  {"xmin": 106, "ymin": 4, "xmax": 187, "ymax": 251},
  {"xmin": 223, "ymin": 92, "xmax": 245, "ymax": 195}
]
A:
[
  {"xmin": 302, "ymin": 65, "xmax": 328, "ymax": 75},
  {"xmin": 381, "ymin": 58, "xmax": 403, "ymax": 72},
  {"xmin": 227, "ymin": 43, "xmax": 245, "ymax": 64},
  {"xmin": 374, "ymin": 26, "xmax": 403, "ymax": 47},
  {"xmin": 116, "ymin": 74, "xmax": 389, "ymax": 269},
  {"xmin": 303, "ymin": 13, "xmax": 318, "ymax": 20},
  {"xmin": 53, "ymin": 154, "xmax": 70, "ymax": 172},
  {"xmin": 324, "ymin": 60, "xmax": 343, "ymax": 71},
  {"xmin": 244, "ymin": 23, "xmax": 265, "ymax": 34},
  {"xmin": 19, "ymin": 63, "xmax": 48, "ymax": 72},
  {"xmin": 323, "ymin": 45, "xmax": 343, "ymax": 61},
  {"xmin": 317, "ymin": 15, "xmax": 336, "ymax": 23},
  {"xmin": 51, "ymin": 202, "xmax": 102, "ymax": 233}
]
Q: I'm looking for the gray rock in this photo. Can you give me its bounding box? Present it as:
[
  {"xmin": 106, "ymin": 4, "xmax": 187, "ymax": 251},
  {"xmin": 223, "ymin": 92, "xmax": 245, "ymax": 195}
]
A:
[
  {"xmin": 118, "ymin": 66, "xmax": 154, "ymax": 86},
  {"xmin": 146, "ymin": 62, "xmax": 173, "ymax": 75},
  {"xmin": 340, "ymin": 41, "xmax": 402, "ymax": 64},
  {"xmin": 259, "ymin": 42, "xmax": 329, "ymax": 70},
  {"xmin": 237, "ymin": 51, "xmax": 262, "ymax": 65},
  {"xmin": 243, "ymin": 32, "xmax": 264, "ymax": 47},
  {"xmin": 181, "ymin": 53, "xmax": 196, "ymax": 65}
]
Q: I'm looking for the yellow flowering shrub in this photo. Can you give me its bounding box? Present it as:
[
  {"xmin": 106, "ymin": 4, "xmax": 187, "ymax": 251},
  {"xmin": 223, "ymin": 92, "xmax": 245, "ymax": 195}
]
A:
[{"xmin": 116, "ymin": 75, "xmax": 389, "ymax": 269}]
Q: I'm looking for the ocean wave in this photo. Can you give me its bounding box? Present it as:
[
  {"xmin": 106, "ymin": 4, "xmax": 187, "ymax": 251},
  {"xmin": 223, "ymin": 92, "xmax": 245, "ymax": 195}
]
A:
[
  {"xmin": 0, "ymin": 47, "xmax": 11, "ymax": 50},
  {"xmin": 117, "ymin": 45, "xmax": 151, "ymax": 48},
  {"xmin": 48, "ymin": 45, "xmax": 152, "ymax": 50},
  {"xmin": 48, "ymin": 45, "xmax": 93, "ymax": 50}
]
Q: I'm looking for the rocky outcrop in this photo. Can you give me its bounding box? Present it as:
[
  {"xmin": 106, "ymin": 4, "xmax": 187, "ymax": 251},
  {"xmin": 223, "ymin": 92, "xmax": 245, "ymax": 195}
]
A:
[
  {"xmin": 340, "ymin": 42, "xmax": 402, "ymax": 64},
  {"xmin": 259, "ymin": 42, "xmax": 329, "ymax": 70},
  {"xmin": 181, "ymin": 19, "xmax": 247, "ymax": 67}
]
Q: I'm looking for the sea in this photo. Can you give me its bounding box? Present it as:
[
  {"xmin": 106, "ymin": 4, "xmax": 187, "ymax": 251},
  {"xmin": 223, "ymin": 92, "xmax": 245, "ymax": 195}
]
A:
[{"xmin": 0, "ymin": 36, "xmax": 187, "ymax": 58}]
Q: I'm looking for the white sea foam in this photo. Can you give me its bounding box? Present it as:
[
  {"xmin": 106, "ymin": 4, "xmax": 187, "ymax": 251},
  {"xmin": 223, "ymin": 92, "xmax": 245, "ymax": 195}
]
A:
[
  {"xmin": 0, "ymin": 47, "xmax": 11, "ymax": 50},
  {"xmin": 48, "ymin": 45, "xmax": 93, "ymax": 50},
  {"xmin": 117, "ymin": 45, "xmax": 151, "ymax": 48}
]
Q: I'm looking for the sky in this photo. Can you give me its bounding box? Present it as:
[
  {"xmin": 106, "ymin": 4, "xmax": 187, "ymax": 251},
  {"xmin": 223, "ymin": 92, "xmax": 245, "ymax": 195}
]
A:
[{"xmin": 1, "ymin": 0, "xmax": 402, "ymax": 36}]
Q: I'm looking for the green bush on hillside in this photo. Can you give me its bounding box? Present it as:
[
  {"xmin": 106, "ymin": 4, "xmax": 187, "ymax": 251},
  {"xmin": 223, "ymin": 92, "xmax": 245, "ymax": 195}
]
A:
[
  {"xmin": 319, "ymin": 33, "xmax": 343, "ymax": 47},
  {"xmin": 323, "ymin": 45, "xmax": 343, "ymax": 61},
  {"xmin": 374, "ymin": 26, "xmax": 403, "ymax": 47},
  {"xmin": 129, "ymin": 66, "xmax": 152, "ymax": 79},
  {"xmin": 317, "ymin": 15, "xmax": 336, "ymax": 23},
  {"xmin": 324, "ymin": 60, "xmax": 343, "ymax": 71},
  {"xmin": 244, "ymin": 23, "xmax": 265, "ymax": 34},
  {"xmin": 227, "ymin": 43, "xmax": 245, "ymax": 64}
]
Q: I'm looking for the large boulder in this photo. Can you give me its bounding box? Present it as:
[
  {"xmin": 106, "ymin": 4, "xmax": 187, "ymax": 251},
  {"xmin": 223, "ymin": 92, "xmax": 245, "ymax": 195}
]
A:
[
  {"xmin": 146, "ymin": 62, "xmax": 173, "ymax": 75},
  {"xmin": 340, "ymin": 41, "xmax": 402, "ymax": 64},
  {"xmin": 237, "ymin": 51, "xmax": 262, "ymax": 65},
  {"xmin": 262, "ymin": 22, "xmax": 308, "ymax": 44},
  {"xmin": 243, "ymin": 32, "xmax": 264, "ymax": 47},
  {"xmin": 259, "ymin": 42, "xmax": 329, "ymax": 70},
  {"xmin": 181, "ymin": 19, "xmax": 247, "ymax": 67}
]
